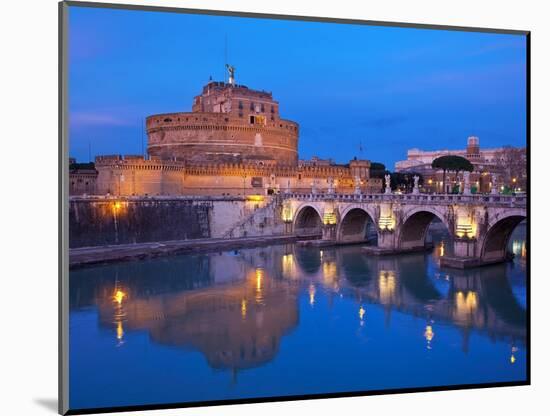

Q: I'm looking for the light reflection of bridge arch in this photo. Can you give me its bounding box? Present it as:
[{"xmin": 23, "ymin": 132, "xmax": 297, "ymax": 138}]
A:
[
  {"xmin": 398, "ymin": 207, "xmax": 451, "ymax": 251},
  {"xmin": 482, "ymin": 213, "xmax": 527, "ymax": 263},
  {"xmin": 293, "ymin": 204, "xmax": 323, "ymax": 237},
  {"xmin": 337, "ymin": 206, "xmax": 378, "ymax": 244}
]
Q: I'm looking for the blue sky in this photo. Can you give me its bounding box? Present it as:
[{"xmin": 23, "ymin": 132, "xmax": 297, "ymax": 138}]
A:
[{"xmin": 68, "ymin": 6, "xmax": 527, "ymax": 168}]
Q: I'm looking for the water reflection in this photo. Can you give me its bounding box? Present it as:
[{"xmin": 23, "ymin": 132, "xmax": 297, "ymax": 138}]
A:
[
  {"xmin": 71, "ymin": 244, "xmax": 527, "ymax": 370},
  {"xmin": 70, "ymin": 228, "xmax": 527, "ymax": 408}
]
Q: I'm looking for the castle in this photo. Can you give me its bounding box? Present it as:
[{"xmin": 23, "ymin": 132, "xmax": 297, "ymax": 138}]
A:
[{"xmin": 70, "ymin": 68, "xmax": 382, "ymax": 196}]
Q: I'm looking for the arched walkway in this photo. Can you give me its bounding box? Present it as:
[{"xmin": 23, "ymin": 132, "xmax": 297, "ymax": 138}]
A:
[
  {"xmin": 398, "ymin": 208, "xmax": 450, "ymax": 250},
  {"xmin": 481, "ymin": 216, "xmax": 527, "ymax": 262},
  {"xmin": 293, "ymin": 205, "xmax": 323, "ymax": 237},
  {"xmin": 338, "ymin": 208, "xmax": 377, "ymax": 244}
]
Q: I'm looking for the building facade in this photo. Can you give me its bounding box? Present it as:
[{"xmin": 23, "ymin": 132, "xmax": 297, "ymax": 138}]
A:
[{"xmin": 395, "ymin": 137, "xmax": 527, "ymax": 194}]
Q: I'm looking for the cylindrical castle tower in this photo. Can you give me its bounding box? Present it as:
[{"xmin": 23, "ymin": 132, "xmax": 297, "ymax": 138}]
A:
[{"xmin": 146, "ymin": 79, "xmax": 299, "ymax": 164}]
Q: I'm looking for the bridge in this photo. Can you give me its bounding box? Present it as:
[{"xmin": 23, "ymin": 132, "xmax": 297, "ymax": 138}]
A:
[{"xmin": 280, "ymin": 192, "xmax": 527, "ymax": 269}]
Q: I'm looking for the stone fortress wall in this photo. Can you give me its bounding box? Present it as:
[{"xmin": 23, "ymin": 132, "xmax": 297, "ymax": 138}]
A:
[
  {"xmin": 94, "ymin": 154, "xmax": 382, "ymax": 196},
  {"xmin": 71, "ymin": 74, "xmax": 383, "ymax": 197}
]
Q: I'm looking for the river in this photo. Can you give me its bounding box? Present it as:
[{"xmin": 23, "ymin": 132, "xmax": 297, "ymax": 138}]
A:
[{"xmin": 69, "ymin": 224, "xmax": 527, "ymax": 410}]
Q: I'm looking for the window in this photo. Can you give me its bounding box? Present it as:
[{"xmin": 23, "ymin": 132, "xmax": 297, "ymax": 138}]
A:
[
  {"xmin": 271, "ymin": 105, "xmax": 274, "ymax": 113},
  {"xmin": 261, "ymin": 104, "xmax": 265, "ymax": 112},
  {"xmin": 250, "ymin": 102, "xmax": 255, "ymax": 110},
  {"xmin": 250, "ymin": 115, "xmax": 255, "ymax": 124},
  {"xmin": 238, "ymin": 101, "xmax": 243, "ymax": 109}
]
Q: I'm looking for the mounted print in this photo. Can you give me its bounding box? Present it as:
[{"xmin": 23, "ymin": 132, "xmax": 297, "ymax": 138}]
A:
[{"xmin": 59, "ymin": 1, "xmax": 530, "ymax": 414}]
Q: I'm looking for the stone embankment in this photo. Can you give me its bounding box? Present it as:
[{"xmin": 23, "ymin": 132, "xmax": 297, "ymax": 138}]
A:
[{"xmin": 69, "ymin": 234, "xmax": 316, "ymax": 268}]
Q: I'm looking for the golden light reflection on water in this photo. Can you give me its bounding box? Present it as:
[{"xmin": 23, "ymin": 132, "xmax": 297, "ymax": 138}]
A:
[
  {"xmin": 254, "ymin": 268, "xmax": 264, "ymax": 304},
  {"xmin": 309, "ymin": 284, "xmax": 316, "ymax": 306},
  {"xmin": 512, "ymin": 240, "xmax": 526, "ymax": 259},
  {"xmin": 510, "ymin": 346, "xmax": 518, "ymax": 364},
  {"xmin": 116, "ymin": 320, "xmax": 124, "ymax": 341},
  {"xmin": 282, "ymin": 254, "xmax": 297, "ymax": 278},
  {"xmin": 241, "ymin": 299, "xmax": 247, "ymax": 320},
  {"xmin": 322, "ymin": 261, "xmax": 337, "ymax": 284},
  {"xmin": 424, "ymin": 325, "xmax": 435, "ymax": 349},
  {"xmin": 112, "ymin": 287, "xmax": 127, "ymax": 346},
  {"xmin": 113, "ymin": 289, "xmax": 126, "ymax": 305},
  {"xmin": 454, "ymin": 291, "xmax": 478, "ymax": 323},
  {"xmin": 359, "ymin": 305, "xmax": 366, "ymax": 326},
  {"xmin": 378, "ymin": 270, "xmax": 396, "ymax": 304}
]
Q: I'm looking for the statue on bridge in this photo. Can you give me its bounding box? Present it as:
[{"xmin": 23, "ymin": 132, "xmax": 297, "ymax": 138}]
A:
[
  {"xmin": 491, "ymin": 173, "xmax": 499, "ymax": 195},
  {"xmin": 413, "ymin": 175, "xmax": 420, "ymax": 195},
  {"xmin": 463, "ymin": 171, "xmax": 471, "ymax": 195},
  {"xmin": 327, "ymin": 177, "xmax": 335, "ymax": 195},
  {"xmin": 354, "ymin": 176, "xmax": 361, "ymax": 195},
  {"xmin": 384, "ymin": 174, "xmax": 392, "ymax": 194}
]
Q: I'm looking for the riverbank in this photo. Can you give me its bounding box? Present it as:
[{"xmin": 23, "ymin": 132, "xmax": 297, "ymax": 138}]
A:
[{"xmin": 69, "ymin": 234, "xmax": 316, "ymax": 268}]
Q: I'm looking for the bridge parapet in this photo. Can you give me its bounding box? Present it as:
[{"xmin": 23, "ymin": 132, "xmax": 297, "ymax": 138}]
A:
[
  {"xmin": 283, "ymin": 192, "xmax": 526, "ymax": 208},
  {"xmin": 283, "ymin": 192, "xmax": 527, "ymax": 269}
]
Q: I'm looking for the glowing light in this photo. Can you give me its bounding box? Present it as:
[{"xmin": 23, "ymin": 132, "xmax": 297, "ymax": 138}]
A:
[
  {"xmin": 378, "ymin": 216, "xmax": 395, "ymax": 231},
  {"xmin": 378, "ymin": 270, "xmax": 396, "ymax": 304},
  {"xmin": 454, "ymin": 291, "xmax": 478, "ymax": 322},
  {"xmin": 282, "ymin": 206, "xmax": 293, "ymax": 222},
  {"xmin": 116, "ymin": 320, "xmax": 124, "ymax": 341},
  {"xmin": 241, "ymin": 299, "xmax": 247, "ymax": 319},
  {"xmin": 322, "ymin": 261, "xmax": 337, "ymax": 283},
  {"xmin": 512, "ymin": 178, "xmax": 517, "ymax": 183},
  {"xmin": 428, "ymin": 179, "xmax": 433, "ymax": 185},
  {"xmin": 359, "ymin": 305, "xmax": 366, "ymax": 321},
  {"xmin": 456, "ymin": 223, "xmax": 474, "ymax": 239},
  {"xmin": 255, "ymin": 268, "xmax": 263, "ymax": 292},
  {"xmin": 282, "ymin": 254, "xmax": 296, "ymax": 278},
  {"xmin": 323, "ymin": 211, "xmax": 337, "ymax": 225},
  {"xmin": 246, "ymin": 194, "xmax": 264, "ymax": 202},
  {"xmin": 309, "ymin": 284, "xmax": 316, "ymax": 306},
  {"xmin": 439, "ymin": 241, "xmax": 445, "ymax": 257},
  {"xmin": 424, "ymin": 325, "xmax": 434, "ymax": 349},
  {"xmin": 113, "ymin": 289, "xmax": 126, "ymax": 305},
  {"xmin": 512, "ymin": 240, "xmax": 526, "ymax": 258},
  {"xmin": 510, "ymin": 346, "xmax": 518, "ymax": 364}
]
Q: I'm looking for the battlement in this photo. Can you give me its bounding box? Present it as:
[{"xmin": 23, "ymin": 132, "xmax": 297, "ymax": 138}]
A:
[
  {"xmin": 95, "ymin": 155, "xmax": 186, "ymax": 171},
  {"xmin": 146, "ymin": 112, "xmax": 298, "ymax": 132},
  {"xmin": 200, "ymin": 81, "xmax": 273, "ymax": 100}
]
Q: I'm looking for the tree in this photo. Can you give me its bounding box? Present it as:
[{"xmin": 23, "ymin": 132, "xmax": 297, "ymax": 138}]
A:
[
  {"xmin": 387, "ymin": 171, "xmax": 423, "ymax": 192},
  {"xmin": 431, "ymin": 155, "xmax": 473, "ymax": 193},
  {"xmin": 369, "ymin": 162, "xmax": 386, "ymax": 179},
  {"xmin": 493, "ymin": 146, "xmax": 527, "ymax": 190}
]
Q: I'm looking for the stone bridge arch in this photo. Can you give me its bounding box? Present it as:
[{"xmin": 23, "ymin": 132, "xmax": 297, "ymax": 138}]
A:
[
  {"xmin": 480, "ymin": 209, "xmax": 527, "ymax": 263},
  {"xmin": 293, "ymin": 203, "xmax": 323, "ymax": 237},
  {"xmin": 397, "ymin": 206, "xmax": 451, "ymax": 251},
  {"xmin": 337, "ymin": 204, "xmax": 378, "ymax": 244}
]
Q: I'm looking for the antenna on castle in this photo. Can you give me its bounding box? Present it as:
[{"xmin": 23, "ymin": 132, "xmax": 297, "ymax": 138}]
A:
[
  {"xmin": 359, "ymin": 140, "xmax": 364, "ymax": 156},
  {"xmin": 141, "ymin": 117, "xmax": 145, "ymax": 157},
  {"xmin": 224, "ymin": 34, "xmax": 228, "ymax": 82}
]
